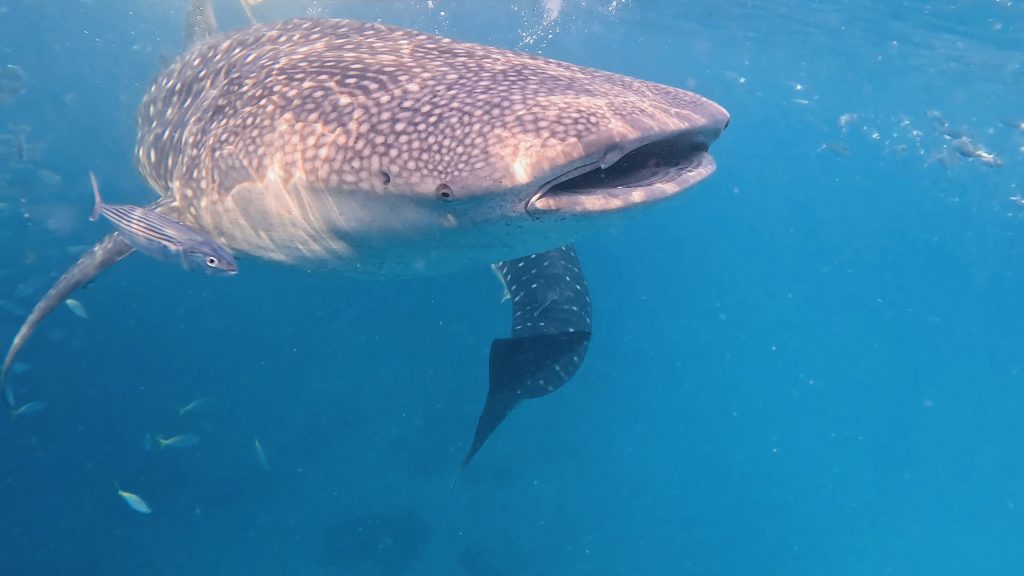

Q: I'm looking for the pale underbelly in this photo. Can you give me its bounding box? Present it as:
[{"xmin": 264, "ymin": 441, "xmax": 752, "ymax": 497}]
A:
[{"xmin": 183, "ymin": 182, "xmax": 593, "ymax": 277}]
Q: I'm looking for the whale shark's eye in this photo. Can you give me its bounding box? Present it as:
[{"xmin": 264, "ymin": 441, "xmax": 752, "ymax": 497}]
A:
[
  {"xmin": 379, "ymin": 171, "xmax": 391, "ymax": 185},
  {"xmin": 436, "ymin": 183, "xmax": 454, "ymax": 201},
  {"xmin": 205, "ymin": 256, "xmax": 219, "ymax": 267}
]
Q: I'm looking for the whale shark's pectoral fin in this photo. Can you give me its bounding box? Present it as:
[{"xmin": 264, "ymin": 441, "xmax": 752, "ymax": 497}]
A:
[
  {"xmin": 1, "ymin": 233, "xmax": 134, "ymax": 406},
  {"xmin": 461, "ymin": 244, "xmax": 593, "ymax": 471}
]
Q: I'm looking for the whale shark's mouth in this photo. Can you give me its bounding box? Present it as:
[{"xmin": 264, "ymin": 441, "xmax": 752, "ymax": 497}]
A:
[{"xmin": 526, "ymin": 132, "xmax": 718, "ymax": 215}]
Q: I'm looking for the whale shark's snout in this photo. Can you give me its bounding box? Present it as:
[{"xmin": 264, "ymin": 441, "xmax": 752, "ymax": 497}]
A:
[{"xmin": 434, "ymin": 72, "xmax": 729, "ymax": 218}]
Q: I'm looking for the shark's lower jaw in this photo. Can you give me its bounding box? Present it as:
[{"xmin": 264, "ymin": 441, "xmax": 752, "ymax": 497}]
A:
[{"xmin": 526, "ymin": 132, "xmax": 719, "ymax": 215}]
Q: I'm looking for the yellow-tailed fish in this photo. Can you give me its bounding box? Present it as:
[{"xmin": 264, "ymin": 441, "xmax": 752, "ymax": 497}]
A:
[
  {"xmin": 64, "ymin": 298, "xmax": 88, "ymax": 319},
  {"xmin": 254, "ymin": 436, "xmax": 269, "ymax": 470},
  {"xmin": 156, "ymin": 433, "xmax": 201, "ymax": 449},
  {"xmin": 115, "ymin": 483, "xmax": 152, "ymax": 514},
  {"xmin": 177, "ymin": 397, "xmax": 210, "ymax": 416},
  {"xmin": 10, "ymin": 400, "xmax": 46, "ymax": 419}
]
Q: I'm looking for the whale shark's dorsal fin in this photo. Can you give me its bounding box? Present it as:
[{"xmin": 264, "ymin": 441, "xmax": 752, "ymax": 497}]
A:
[{"xmin": 184, "ymin": 0, "xmax": 219, "ymax": 50}]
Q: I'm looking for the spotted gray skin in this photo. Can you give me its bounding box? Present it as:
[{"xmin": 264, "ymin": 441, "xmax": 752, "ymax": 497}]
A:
[{"xmin": 3, "ymin": 16, "xmax": 729, "ymax": 462}]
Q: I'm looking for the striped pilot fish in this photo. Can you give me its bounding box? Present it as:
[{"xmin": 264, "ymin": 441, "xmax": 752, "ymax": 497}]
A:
[{"xmin": 89, "ymin": 172, "xmax": 238, "ymax": 275}]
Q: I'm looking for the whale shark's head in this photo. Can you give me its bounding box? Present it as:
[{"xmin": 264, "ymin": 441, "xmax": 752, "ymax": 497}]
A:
[
  {"xmin": 137, "ymin": 19, "xmax": 729, "ymax": 273},
  {"xmin": 441, "ymin": 82, "xmax": 728, "ymax": 219}
]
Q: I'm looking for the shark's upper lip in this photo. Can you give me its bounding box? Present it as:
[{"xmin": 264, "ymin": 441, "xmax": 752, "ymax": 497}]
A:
[{"xmin": 526, "ymin": 129, "xmax": 721, "ymax": 215}]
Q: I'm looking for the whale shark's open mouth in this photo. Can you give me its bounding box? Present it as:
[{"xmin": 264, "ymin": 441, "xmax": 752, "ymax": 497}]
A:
[{"xmin": 527, "ymin": 132, "xmax": 718, "ymax": 215}]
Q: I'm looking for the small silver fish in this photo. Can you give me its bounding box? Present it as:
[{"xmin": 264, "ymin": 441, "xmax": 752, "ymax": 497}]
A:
[
  {"xmin": 178, "ymin": 397, "xmax": 211, "ymax": 416},
  {"xmin": 949, "ymin": 138, "xmax": 1001, "ymax": 166},
  {"xmin": 89, "ymin": 172, "xmax": 238, "ymax": 275},
  {"xmin": 817, "ymin": 140, "xmax": 850, "ymax": 157},
  {"xmin": 10, "ymin": 399, "xmax": 46, "ymax": 418},
  {"xmin": 64, "ymin": 298, "xmax": 88, "ymax": 319},
  {"xmin": 1001, "ymin": 118, "xmax": 1024, "ymax": 131},
  {"xmin": 156, "ymin": 433, "xmax": 201, "ymax": 449},
  {"xmin": 976, "ymin": 151, "xmax": 1003, "ymax": 168},
  {"xmin": 116, "ymin": 484, "xmax": 152, "ymax": 514},
  {"xmin": 951, "ymin": 137, "xmax": 978, "ymax": 158},
  {"xmin": 254, "ymin": 436, "xmax": 269, "ymax": 470},
  {"xmin": 837, "ymin": 113, "xmax": 858, "ymax": 130},
  {"xmin": 926, "ymin": 109, "xmax": 947, "ymax": 126}
]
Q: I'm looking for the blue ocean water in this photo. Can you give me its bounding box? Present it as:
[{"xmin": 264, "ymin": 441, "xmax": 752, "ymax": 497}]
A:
[{"xmin": 2, "ymin": 0, "xmax": 1023, "ymax": 574}]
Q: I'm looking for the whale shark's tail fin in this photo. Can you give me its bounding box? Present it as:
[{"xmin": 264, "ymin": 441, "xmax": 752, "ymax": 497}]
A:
[
  {"xmin": 461, "ymin": 331, "xmax": 591, "ymax": 471},
  {"xmin": 1, "ymin": 233, "xmax": 134, "ymax": 407},
  {"xmin": 460, "ymin": 244, "xmax": 593, "ymax": 473}
]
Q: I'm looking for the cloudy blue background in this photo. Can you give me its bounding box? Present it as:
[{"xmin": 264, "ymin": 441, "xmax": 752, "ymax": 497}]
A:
[{"xmin": 1, "ymin": 1, "xmax": 1022, "ymax": 574}]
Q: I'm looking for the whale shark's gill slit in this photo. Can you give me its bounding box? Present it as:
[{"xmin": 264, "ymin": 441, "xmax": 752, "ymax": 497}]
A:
[{"xmin": 552, "ymin": 134, "xmax": 707, "ymax": 193}]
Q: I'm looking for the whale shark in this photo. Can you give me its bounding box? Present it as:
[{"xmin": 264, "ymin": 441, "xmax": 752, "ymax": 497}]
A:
[{"xmin": 2, "ymin": 4, "xmax": 729, "ymax": 468}]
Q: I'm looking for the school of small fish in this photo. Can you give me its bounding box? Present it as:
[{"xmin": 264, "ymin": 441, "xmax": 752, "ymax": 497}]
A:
[
  {"xmin": 4, "ymin": 387, "xmax": 268, "ymax": 514},
  {"xmin": 133, "ymin": 399, "xmax": 269, "ymax": 511},
  {"xmin": 813, "ymin": 106, "xmax": 1015, "ymax": 170}
]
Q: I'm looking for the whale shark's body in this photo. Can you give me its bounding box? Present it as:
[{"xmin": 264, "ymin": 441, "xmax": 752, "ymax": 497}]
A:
[{"xmin": 3, "ymin": 10, "xmax": 729, "ymax": 468}]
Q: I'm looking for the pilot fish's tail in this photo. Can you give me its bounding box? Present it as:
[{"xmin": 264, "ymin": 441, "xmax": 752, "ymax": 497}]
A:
[{"xmin": 1, "ymin": 233, "xmax": 134, "ymax": 407}]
